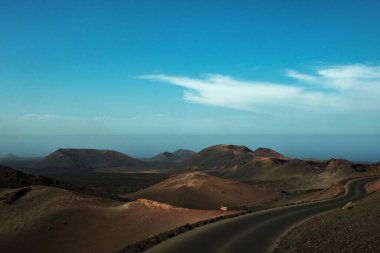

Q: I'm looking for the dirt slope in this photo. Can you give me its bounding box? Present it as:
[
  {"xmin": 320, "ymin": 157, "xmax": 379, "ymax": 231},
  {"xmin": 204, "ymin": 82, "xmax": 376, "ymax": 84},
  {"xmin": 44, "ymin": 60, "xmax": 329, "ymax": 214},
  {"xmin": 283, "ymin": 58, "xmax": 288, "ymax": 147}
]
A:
[
  {"xmin": 368, "ymin": 178, "xmax": 380, "ymax": 192},
  {"xmin": 125, "ymin": 171, "xmax": 279, "ymax": 209},
  {"xmin": 0, "ymin": 186, "xmax": 231, "ymax": 253}
]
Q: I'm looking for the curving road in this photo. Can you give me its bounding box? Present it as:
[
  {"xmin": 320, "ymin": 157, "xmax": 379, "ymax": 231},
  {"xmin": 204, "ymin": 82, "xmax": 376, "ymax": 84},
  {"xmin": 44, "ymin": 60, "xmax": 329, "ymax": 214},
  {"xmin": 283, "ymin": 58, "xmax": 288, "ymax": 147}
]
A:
[{"xmin": 146, "ymin": 177, "xmax": 379, "ymax": 253}]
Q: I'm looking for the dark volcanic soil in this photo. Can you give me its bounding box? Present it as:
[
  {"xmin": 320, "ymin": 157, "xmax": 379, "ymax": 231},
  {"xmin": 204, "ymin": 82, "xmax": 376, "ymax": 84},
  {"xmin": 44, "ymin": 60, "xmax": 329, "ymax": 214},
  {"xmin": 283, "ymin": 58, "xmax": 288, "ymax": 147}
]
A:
[{"xmin": 274, "ymin": 191, "xmax": 380, "ymax": 253}]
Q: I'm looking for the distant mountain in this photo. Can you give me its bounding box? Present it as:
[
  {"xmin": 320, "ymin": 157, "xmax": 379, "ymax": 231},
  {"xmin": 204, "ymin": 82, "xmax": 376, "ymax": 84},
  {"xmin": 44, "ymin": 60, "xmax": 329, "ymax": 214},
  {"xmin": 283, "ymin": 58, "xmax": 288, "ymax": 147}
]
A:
[
  {"xmin": 0, "ymin": 153, "xmax": 20, "ymax": 160},
  {"xmin": 178, "ymin": 144, "xmax": 254, "ymax": 169},
  {"xmin": 125, "ymin": 171, "xmax": 279, "ymax": 210},
  {"xmin": 173, "ymin": 149, "xmax": 196, "ymax": 160},
  {"xmin": 151, "ymin": 149, "xmax": 195, "ymax": 163},
  {"xmin": 178, "ymin": 144, "xmax": 287, "ymax": 172},
  {"xmin": 151, "ymin": 152, "xmax": 180, "ymax": 163},
  {"xmin": 176, "ymin": 144, "xmax": 378, "ymax": 184},
  {"xmin": 33, "ymin": 148, "xmax": 145, "ymax": 171}
]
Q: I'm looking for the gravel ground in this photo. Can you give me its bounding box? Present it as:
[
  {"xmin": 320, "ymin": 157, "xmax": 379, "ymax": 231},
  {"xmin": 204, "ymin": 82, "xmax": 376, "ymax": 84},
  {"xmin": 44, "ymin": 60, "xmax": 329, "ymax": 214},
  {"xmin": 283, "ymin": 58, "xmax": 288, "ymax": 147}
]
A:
[
  {"xmin": 274, "ymin": 191, "xmax": 380, "ymax": 253},
  {"xmin": 368, "ymin": 179, "xmax": 380, "ymax": 192}
]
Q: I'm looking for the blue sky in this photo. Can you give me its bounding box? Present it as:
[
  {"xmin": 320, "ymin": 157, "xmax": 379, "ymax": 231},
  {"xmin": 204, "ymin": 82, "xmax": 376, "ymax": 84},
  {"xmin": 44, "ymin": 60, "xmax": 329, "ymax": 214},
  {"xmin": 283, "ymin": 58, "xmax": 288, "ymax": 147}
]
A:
[{"xmin": 1, "ymin": 0, "xmax": 380, "ymax": 159}]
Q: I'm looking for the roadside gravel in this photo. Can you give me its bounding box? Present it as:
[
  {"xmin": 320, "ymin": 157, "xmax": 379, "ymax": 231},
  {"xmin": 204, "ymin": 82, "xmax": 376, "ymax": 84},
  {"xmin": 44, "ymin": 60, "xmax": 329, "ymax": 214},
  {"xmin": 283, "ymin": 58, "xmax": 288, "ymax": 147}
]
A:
[{"xmin": 274, "ymin": 191, "xmax": 380, "ymax": 253}]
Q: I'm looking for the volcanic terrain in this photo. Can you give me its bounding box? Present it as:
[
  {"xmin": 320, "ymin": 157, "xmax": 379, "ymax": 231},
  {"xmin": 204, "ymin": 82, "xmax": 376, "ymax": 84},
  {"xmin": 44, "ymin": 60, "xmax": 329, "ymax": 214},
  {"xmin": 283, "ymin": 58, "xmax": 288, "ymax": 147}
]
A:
[
  {"xmin": 0, "ymin": 185, "xmax": 233, "ymax": 253},
  {"xmin": 125, "ymin": 171, "xmax": 280, "ymax": 209},
  {"xmin": 176, "ymin": 144, "xmax": 379, "ymax": 193},
  {"xmin": 274, "ymin": 189, "xmax": 380, "ymax": 253},
  {"xmin": 33, "ymin": 148, "xmax": 145, "ymax": 171}
]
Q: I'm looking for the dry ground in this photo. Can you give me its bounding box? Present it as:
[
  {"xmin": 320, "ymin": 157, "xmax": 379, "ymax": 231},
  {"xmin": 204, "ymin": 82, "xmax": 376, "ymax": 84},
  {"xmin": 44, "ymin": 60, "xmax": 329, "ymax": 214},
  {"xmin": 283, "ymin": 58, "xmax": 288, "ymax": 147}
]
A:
[
  {"xmin": 0, "ymin": 185, "xmax": 234, "ymax": 253},
  {"xmin": 274, "ymin": 190, "xmax": 380, "ymax": 253},
  {"xmin": 125, "ymin": 171, "xmax": 280, "ymax": 210}
]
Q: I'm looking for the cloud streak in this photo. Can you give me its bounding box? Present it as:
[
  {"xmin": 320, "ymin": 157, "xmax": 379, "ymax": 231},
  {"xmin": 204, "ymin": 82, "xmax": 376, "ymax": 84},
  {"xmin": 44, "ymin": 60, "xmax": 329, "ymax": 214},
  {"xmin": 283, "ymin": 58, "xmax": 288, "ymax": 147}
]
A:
[
  {"xmin": 18, "ymin": 114, "xmax": 58, "ymax": 120},
  {"xmin": 138, "ymin": 63, "xmax": 380, "ymax": 115},
  {"xmin": 17, "ymin": 114, "xmax": 118, "ymax": 122},
  {"xmin": 138, "ymin": 74, "xmax": 326, "ymax": 113},
  {"xmin": 288, "ymin": 63, "xmax": 380, "ymax": 91}
]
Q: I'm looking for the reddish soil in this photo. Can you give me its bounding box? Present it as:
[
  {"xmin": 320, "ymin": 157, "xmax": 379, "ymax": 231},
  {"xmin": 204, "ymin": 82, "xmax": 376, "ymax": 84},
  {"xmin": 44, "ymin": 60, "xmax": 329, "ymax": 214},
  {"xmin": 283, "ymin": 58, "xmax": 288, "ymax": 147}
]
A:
[
  {"xmin": 368, "ymin": 179, "xmax": 380, "ymax": 192},
  {"xmin": 301, "ymin": 182, "xmax": 345, "ymax": 203},
  {"xmin": 0, "ymin": 186, "xmax": 233, "ymax": 253},
  {"xmin": 125, "ymin": 171, "xmax": 279, "ymax": 209}
]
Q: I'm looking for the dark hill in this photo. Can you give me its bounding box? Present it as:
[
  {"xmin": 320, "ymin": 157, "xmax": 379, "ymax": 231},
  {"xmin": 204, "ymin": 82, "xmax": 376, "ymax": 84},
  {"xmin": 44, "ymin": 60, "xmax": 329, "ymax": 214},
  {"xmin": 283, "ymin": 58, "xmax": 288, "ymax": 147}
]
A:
[
  {"xmin": 0, "ymin": 153, "xmax": 20, "ymax": 160},
  {"xmin": 0, "ymin": 165, "xmax": 126, "ymax": 201},
  {"xmin": 173, "ymin": 149, "xmax": 195, "ymax": 160},
  {"xmin": 151, "ymin": 149, "xmax": 195, "ymax": 163},
  {"xmin": 151, "ymin": 152, "xmax": 180, "ymax": 163},
  {"xmin": 34, "ymin": 148, "xmax": 144, "ymax": 171},
  {"xmin": 0, "ymin": 165, "xmax": 70, "ymax": 189}
]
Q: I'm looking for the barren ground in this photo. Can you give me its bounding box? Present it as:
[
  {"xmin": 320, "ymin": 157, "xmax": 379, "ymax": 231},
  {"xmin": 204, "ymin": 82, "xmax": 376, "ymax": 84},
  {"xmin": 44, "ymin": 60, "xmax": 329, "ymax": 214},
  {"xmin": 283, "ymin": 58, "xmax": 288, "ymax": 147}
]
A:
[
  {"xmin": 0, "ymin": 186, "xmax": 234, "ymax": 253},
  {"xmin": 274, "ymin": 190, "xmax": 380, "ymax": 253},
  {"xmin": 126, "ymin": 171, "xmax": 280, "ymax": 210}
]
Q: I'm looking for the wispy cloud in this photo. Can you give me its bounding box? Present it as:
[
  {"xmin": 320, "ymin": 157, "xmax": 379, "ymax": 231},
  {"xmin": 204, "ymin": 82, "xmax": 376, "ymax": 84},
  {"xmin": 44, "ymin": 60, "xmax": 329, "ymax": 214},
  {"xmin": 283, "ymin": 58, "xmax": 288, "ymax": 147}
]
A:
[
  {"xmin": 137, "ymin": 74, "xmax": 324, "ymax": 113},
  {"xmin": 90, "ymin": 116, "xmax": 113, "ymax": 121},
  {"xmin": 286, "ymin": 69, "xmax": 317, "ymax": 83},
  {"xmin": 251, "ymin": 66, "xmax": 261, "ymax": 71},
  {"xmin": 287, "ymin": 63, "xmax": 380, "ymax": 90},
  {"xmin": 18, "ymin": 114, "xmax": 59, "ymax": 120},
  {"xmin": 138, "ymin": 63, "xmax": 380, "ymax": 115},
  {"xmin": 17, "ymin": 114, "xmax": 118, "ymax": 122}
]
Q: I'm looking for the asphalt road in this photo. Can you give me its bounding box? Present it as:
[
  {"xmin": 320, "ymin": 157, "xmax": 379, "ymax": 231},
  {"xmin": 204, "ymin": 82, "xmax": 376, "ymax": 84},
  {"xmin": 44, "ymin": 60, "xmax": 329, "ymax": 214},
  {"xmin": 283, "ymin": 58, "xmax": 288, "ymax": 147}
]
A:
[{"xmin": 145, "ymin": 177, "xmax": 379, "ymax": 253}]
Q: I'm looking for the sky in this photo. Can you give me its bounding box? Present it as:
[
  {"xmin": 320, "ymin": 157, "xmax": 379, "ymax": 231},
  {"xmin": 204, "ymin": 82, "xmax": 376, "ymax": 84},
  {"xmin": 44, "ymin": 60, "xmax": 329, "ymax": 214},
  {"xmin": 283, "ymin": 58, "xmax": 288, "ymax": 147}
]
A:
[{"xmin": 1, "ymin": 0, "xmax": 380, "ymax": 160}]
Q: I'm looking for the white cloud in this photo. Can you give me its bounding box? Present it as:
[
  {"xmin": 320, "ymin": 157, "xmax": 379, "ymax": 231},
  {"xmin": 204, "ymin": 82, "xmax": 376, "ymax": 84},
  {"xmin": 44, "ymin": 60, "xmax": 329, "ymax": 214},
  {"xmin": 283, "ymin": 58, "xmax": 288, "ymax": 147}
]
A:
[
  {"xmin": 286, "ymin": 69, "xmax": 317, "ymax": 83},
  {"xmin": 138, "ymin": 63, "xmax": 380, "ymax": 114},
  {"xmin": 317, "ymin": 64, "xmax": 380, "ymax": 80},
  {"xmin": 138, "ymin": 74, "xmax": 325, "ymax": 113},
  {"xmin": 287, "ymin": 63, "xmax": 380, "ymax": 90},
  {"xmin": 140, "ymin": 74, "xmax": 284, "ymax": 112},
  {"xmin": 18, "ymin": 114, "xmax": 58, "ymax": 120}
]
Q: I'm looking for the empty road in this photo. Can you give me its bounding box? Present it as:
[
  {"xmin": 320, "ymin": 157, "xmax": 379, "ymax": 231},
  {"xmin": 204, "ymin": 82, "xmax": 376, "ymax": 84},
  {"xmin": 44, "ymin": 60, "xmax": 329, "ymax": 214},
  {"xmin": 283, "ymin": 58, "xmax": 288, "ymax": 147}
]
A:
[{"xmin": 146, "ymin": 177, "xmax": 378, "ymax": 253}]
